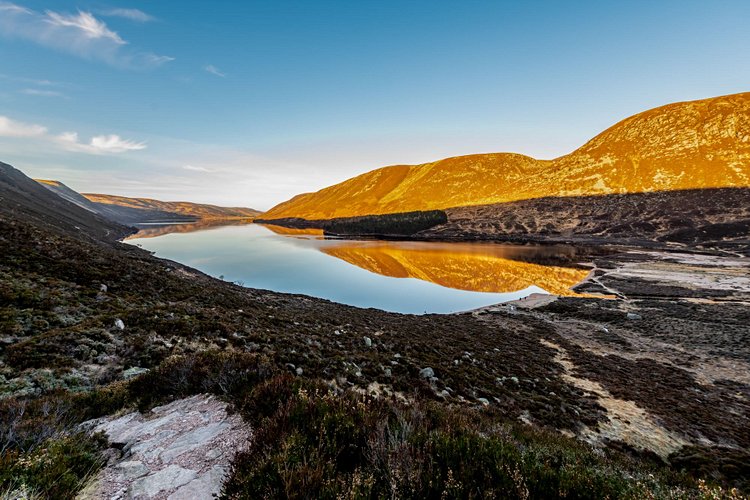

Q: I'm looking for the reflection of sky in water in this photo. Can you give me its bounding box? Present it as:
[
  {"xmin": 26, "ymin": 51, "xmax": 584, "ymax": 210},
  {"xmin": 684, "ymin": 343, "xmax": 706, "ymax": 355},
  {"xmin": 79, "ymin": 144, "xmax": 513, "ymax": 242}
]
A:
[{"xmin": 127, "ymin": 224, "xmax": 578, "ymax": 314}]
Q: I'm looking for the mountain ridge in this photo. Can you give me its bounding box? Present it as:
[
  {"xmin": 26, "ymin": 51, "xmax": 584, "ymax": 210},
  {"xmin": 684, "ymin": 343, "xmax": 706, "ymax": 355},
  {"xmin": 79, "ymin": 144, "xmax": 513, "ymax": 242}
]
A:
[{"xmin": 261, "ymin": 92, "xmax": 750, "ymax": 220}]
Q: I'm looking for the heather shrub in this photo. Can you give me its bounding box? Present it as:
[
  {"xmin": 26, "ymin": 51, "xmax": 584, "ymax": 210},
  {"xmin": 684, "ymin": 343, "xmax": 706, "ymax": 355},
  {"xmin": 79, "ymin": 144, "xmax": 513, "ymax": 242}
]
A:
[
  {"xmin": 128, "ymin": 350, "xmax": 277, "ymax": 411},
  {"xmin": 222, "ymin": 376, "xmax": 712, "ymax": 499},
  {"xmin": 0, "ymin": 432, "xmax": 107, "ymax": 499}
]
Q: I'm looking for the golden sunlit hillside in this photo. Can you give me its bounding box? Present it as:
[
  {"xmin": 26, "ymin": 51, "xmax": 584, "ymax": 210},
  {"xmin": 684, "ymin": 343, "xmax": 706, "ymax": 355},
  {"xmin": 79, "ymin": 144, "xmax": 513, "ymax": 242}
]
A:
[
  {"xmin": 262, "ymin": 93, "xmax": 750, "ymax": 220},
  {"xmin": 322, "ymin": 241, "xmax": 590, "ymax": 296}
]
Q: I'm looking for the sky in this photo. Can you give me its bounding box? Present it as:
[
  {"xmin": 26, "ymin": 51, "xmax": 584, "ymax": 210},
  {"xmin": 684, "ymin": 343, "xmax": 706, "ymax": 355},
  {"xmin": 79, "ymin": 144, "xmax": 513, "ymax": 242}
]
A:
[{"xmin": 1, "ymin": 1, "xmax": 749, "ymax": 210}]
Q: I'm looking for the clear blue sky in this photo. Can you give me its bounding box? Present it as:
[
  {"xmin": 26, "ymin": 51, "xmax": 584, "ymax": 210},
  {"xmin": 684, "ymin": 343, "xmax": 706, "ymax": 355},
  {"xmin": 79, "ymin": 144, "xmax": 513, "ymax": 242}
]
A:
[{"xmin": 1, "ymin": 0, "xmax": 749, "ymax": 208}]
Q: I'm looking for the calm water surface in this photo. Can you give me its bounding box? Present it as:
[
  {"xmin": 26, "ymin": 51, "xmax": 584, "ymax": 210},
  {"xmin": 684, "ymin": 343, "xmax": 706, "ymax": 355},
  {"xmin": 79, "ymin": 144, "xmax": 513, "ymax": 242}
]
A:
[{"xmin": 126, "ymin": 222, "xmax": 588, "ymax": 314}]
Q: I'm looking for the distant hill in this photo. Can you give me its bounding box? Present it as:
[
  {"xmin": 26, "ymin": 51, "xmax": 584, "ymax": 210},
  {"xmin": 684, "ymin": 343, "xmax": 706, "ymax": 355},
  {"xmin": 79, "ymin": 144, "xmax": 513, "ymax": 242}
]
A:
[
  {"xmin": 1, "ymin": 163, "xmax": 130, "ymax": 242},
  {"xmin": 36, "ymin": 180, "xmax": 196, "ymax": 225},
  {"xmin": 35, "ymin": 180, "xmax": 261, "ymax": 225},
  {"xmin": 261, "ymin": 92, "xmax": 750, "ymax": 220},
  {"xmin": 82, "ymin": 193, "xmax": 261, "ymax": 220}
]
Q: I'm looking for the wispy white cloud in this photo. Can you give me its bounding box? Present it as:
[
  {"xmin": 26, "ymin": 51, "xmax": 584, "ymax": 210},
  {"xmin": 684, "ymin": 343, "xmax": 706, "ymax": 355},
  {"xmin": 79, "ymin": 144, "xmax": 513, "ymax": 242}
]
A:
[
  {"xmin": 0, "ymin": 2, "xmax": 28, "ymax": 14},
  {"xmin": 55, "ymin": 132, "xmax": 146, "ymax": 154},
  {"xmin": 204, "ymin": 64, "xmax": 226, "ymax": 77},
  {"xmin": 0, "ymin": 2, "xmax": 172, "ymax": 69},
  {"xmin": 0, "ymin": 114, "xmax": 145, "ymax": 154},
  {"xmin": 100, "ymin": 8, "xmax": 154, "ymax": 23},
  {"xmin": 0, "ymin": 115, "xmax": 47, "ymax": 137},
  {"xmin": 20, "ymin": 88, "xmax": 67, "ymax": 98},
  {"xmin": 144, "ymin": 54, "xmax": 175, "ymax": 66},
  {"xmin": 45, "ymin": 10, "xmax": 126, "ymax": 45}
]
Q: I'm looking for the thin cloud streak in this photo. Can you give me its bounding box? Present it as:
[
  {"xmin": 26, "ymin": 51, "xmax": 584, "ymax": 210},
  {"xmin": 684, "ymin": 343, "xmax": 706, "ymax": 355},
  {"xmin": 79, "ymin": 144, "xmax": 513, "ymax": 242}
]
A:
[
  {"xmin": 182, "ymin": 164, "xmax": 214, "ymax": 172},
  {"xmin": 0, "ymin": 2, "xmax": 172, "ymax": 69},
  {"xmin": 20, "ymin": 88, "xmax": 67, "ymax": 98},
  {"xmin": 0, "ymin": 73, "xmax": 61, "ymax": 86},
  {"xmin": 204, "ymin": 65, "xmax": 226, "ymax": 77},
  {"xmin": 100, "ymin": 8, "xmax": 154, "ymax": 23}
]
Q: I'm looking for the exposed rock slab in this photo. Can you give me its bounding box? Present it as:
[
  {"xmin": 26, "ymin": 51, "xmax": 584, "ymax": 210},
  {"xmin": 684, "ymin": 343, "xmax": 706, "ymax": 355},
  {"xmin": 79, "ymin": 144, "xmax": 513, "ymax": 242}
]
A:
[{"xmin": 78, "ymin": 394, "xmax": 250, "ymax": 500}]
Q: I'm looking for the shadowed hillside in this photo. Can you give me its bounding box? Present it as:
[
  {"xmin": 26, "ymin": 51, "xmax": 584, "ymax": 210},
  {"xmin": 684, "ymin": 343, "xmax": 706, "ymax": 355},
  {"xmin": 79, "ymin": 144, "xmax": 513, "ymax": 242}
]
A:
[
  {"xmin": 1, "ymin": 163, "xmax": 131, "ymax": 242},
  {"xmin": 262, "ymin": 93, "xmax": 750, "ymax": 220},
  {"xmin": 422, "ymin": 188, "xmax": 750, "ymax": 254}
]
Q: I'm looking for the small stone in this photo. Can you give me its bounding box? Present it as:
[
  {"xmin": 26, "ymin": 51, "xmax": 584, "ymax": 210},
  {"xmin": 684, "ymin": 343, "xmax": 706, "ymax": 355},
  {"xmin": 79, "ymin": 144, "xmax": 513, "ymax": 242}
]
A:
[
  {"xmin": 510, "ymin": 376, "xmax": 519, "ymax": 384},
  {"xmin": 114, "ymin": 318, "xmax": 125, "ymax": 330},
  {"xmin": 626, "ymin": 312, "xmax": 642, "ymax": 320},
  {"xmin": 419, "ymin": 367, "xmax": 435, "ymax": 379},
  {"xmin": 334, "ymin": 330, "xmax": 342, "ymax": 335},
  {"xmin": 363, "ymin": 336, "xmax": 372, "ymax": 347},
  {"xmin": 477, "ymin": 398, "xmax": 490, "ymax": 406},
  {"xmin": 295, "ymin": 367, "xmax": 303, "ymax": 376},
  {"xmin": 383, "ymin": 368, "xmax": 392, "ymax": 377},
  {"xmin": 100, "ymin": 284, "xmax": 108, "ymax": 292}
]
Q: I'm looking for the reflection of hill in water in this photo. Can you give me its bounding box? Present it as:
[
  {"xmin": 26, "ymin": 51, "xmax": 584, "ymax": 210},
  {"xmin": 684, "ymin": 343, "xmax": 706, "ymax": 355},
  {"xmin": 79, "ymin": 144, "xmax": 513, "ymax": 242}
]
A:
[
  {"xmin": 260, "ymin": 224, "xmax": 324, "ymax": 237},
  {"xmin": 322, "ymin": 242, "xmax": 589, "ymax": 295},
  {"xmin": 126, "ymin": 219, "xmax": 253, "ymax": 239}
]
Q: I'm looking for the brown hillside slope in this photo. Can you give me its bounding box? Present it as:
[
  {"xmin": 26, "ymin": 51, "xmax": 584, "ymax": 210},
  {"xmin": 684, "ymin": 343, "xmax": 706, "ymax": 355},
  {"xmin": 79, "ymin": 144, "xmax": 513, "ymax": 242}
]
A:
[
  {"xmin": 262, "ymin": 93, "xmax": 750, "ymax": 220},
  {"xmin": 83, "ymin": 193, "xmax": 261, "ymax": 219}
]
